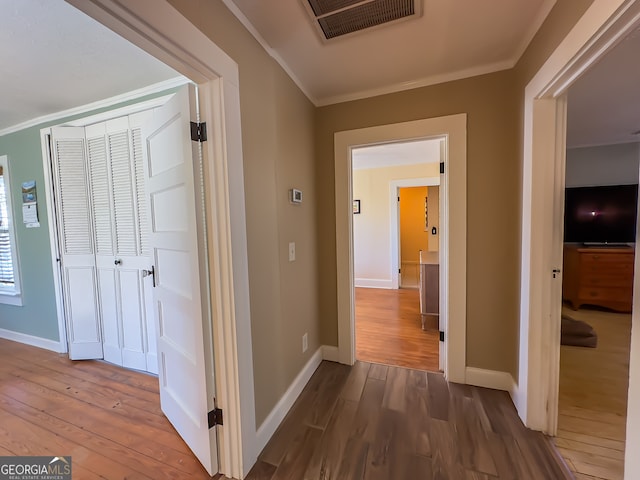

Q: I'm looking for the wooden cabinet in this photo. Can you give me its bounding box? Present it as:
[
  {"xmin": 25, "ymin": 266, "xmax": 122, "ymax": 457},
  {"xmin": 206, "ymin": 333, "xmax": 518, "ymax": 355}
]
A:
[
  {"xmin": 562, "ymin": 245, "xmax": 634, "ymax": 312},
  {"xmin": 419, "ymin": 251, "xmax": 439, "ymax": 330}
]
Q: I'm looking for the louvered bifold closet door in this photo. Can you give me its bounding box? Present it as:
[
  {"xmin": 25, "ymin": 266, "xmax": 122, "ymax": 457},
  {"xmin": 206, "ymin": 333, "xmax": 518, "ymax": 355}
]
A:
[
  {"xmin": 104, "ymin": 117, "xmax": 151, "ymax": 372},
  {"xmin": 51, "ymin": 127, "xmax": 103, "ymax": 360},
  {"xmin": 85, "ymin": 122, "xmax": 122, "ymax": 367}
]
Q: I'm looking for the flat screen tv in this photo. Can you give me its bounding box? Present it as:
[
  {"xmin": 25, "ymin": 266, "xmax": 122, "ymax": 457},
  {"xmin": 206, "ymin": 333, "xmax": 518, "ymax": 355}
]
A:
[{"xmin": 564, "ymin": 184, "xmax": 639, "ymax": 244}]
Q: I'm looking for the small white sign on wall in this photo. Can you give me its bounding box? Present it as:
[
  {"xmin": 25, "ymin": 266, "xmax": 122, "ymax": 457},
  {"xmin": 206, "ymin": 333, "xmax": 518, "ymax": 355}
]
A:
[{"xmin": 21, "ymin": 180, "xmax": 40, "ymax": 228}]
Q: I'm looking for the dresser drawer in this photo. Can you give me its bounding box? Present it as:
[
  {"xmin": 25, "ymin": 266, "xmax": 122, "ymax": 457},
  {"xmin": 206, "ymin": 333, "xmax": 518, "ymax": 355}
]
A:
[
  {"xmin": 578, "ymin": 286, "xmax": 633, "ymax": 303},
  {"xmin": 580, "ymin": 261, "xmax": 633, "ymax": 276},
  {"xmin": 581, "ymin": 272, "xmax": 634, "ymax": 287},
  {"xmin": 581, "ymin": 252, "xmax": 634, "ymax": 264}
]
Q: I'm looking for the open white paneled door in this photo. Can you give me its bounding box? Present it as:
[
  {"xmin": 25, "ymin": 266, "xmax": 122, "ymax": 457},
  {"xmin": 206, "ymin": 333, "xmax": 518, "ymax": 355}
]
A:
[
  {"xmin": 51, "ymin": 127, "xmax": 103, "ymax": 360},
  {"xmin": 142, "ymin": 84, "xmax": 219, "ymax": 475}
]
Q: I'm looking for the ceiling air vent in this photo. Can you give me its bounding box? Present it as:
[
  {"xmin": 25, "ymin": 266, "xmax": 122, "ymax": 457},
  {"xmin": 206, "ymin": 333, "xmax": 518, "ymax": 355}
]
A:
[{"xmin": 304, "ymin": 0, "xmax": 422, "ymax": 41}]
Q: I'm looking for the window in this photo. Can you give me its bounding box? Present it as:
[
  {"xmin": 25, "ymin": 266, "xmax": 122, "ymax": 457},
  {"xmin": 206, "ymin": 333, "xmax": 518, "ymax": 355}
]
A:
[{"xmin": 0, "ymin": 155, "xmax": 22, "ymax": 305}]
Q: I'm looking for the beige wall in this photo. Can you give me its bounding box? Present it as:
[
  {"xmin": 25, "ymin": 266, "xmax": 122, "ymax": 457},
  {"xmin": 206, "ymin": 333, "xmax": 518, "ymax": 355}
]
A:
[
  {"xmin": 168, "ymin": 0, "xmax": 318, "ymax": 427},
  {"xmin": 352, "ymin": 164, "xmax": 437, "ymax": 287},
  {"xmin": 316, "ymin": 70, "xmax": 520, "ymax": 374}
]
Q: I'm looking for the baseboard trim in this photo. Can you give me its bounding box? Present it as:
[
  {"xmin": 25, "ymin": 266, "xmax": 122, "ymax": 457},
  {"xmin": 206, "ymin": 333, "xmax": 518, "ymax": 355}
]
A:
[
  {"xmin": 322, "ymin": 345, "xmax": 340, "ymax": 362},
  {"xmin": 354, "ymin": 278, "xmax": 393, "ymax": 289},
  {"xmin": 0, "ymin": 328, "xmax": 65, "ymax": 353},
  {"xmin": 465, "ymin": 367, "xmax": 516, "ymax": 395},
  {"xmin": 255, "ymin": 347, "xmax": 323, "ymax": 455}
]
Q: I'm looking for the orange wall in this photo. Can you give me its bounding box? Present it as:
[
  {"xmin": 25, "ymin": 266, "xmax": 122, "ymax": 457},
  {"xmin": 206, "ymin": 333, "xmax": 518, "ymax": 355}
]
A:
[{"xmin": 399, "ymin": 186, "xmax": 429, "ymax": 264}]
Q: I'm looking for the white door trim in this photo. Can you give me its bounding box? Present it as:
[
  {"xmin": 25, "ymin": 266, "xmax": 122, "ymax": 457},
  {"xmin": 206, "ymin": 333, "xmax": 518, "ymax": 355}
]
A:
[
  {"xmin": 518, "ymin": 0, "xmax": 639, "ymax": 435},
  {"xmin": 334, "ymin": 114, "xmax": 467, "ymax": 384},
  {"xmin": 389, "ymin": 177, "xmax": 440, "ymax": 290},
  {"xmin": 62, "ymin": 1, "xmax": 254, "ymax": 478}
]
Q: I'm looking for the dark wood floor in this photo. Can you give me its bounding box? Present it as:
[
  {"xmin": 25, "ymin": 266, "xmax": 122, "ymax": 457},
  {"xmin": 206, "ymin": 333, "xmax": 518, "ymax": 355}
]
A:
[
  {"xmin": 248, "ymin": 361, "xmax": 572, "ymax": 479},
  {"xmin": 355, "ymin": 287, "xmax": 439, "ymax": 372},
  {"xmin": 0, "ymin": 339, "xmax": 218, "ymax": 479}
]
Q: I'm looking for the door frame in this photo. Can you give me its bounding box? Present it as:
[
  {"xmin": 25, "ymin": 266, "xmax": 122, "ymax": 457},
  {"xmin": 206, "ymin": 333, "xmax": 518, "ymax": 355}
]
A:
[
  {"xmin": 334, "ymin": 114, "xmax": 467, "ymax": 383},
  {"xmin": 517, "ymin": 0, "xmax": 640, "ymax": 435},
  {"xmin": 58, "ymin": 1, "xmax": 255, "ymax": 478},
  {"xmin": 390, "ymin": 177, "xmax": 440, "ymax": 290}
]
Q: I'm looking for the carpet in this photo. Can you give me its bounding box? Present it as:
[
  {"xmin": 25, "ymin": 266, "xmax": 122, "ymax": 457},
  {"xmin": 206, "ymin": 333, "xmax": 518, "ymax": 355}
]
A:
[{"xmin": 561, "ymin": 314, "xmax": 598, "ymax": 348}]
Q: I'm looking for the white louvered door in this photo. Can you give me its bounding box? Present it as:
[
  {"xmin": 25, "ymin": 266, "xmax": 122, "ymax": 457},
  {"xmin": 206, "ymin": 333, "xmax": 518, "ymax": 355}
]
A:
[
  {"xmin": 51, "ymin": 127, "xmax": 103, "ymax": 360},
  {"xmin": 53, "ymin": 113, "xmax": 157, "ymax": 373},
  {"xmin": 84, "ymin": 115, "xmax": 157, "ymax": 374}
]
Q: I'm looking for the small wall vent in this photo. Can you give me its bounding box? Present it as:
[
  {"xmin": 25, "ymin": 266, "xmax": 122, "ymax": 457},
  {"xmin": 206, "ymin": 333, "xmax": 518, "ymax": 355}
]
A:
[{"xmin": 303, "ymin": 0, "xmax": 422, "ymax": 41}]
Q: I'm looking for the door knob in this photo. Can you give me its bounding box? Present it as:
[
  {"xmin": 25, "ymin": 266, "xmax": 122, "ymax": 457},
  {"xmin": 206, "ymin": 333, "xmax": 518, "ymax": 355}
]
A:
[
  {"xmin": 114, "ymin": 259, "xmax": 122, "ymax": 266},
  {"xmin": 552, "ymin": 268, "xmax": 561, "ymax": 278},
  {"xmin": 142, "ymin": 266, "xmax": 156, "ymax": 288}
]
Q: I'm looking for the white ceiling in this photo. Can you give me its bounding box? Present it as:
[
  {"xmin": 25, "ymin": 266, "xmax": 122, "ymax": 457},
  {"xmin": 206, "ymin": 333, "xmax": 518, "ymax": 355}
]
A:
[
  {"xmin": 2, "ymin": 0, "xmax": 638, "ymax": 150},
  {"xmin": 224, "ymin": 0, "xmax": 556, "ymax": 105},
  {"xmin": 352, "ymin": 139, "xmax": 441, "ymax": 170},
  {"xmin": 0, "ymin": 0, "xmax": 180, "ymax": 132},
  {"xmin": 567, "ymin": 27, "xmax": 640, "ymax": 148}
]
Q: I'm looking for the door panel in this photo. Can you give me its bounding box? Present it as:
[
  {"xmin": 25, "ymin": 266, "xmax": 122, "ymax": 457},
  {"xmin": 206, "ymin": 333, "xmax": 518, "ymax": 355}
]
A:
[
  {"xmin": 143, "ymin": 84, "xmax": 218, "ymax": 474},
  {"xmin": 51, "ymin": 127, "xmax": 103, "ymax": 360}
]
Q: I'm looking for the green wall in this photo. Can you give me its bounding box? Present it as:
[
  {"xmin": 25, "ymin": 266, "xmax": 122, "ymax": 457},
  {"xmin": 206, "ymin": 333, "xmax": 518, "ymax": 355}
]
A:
[{"xmin": 0, "ymin": 86, "xmax": 181, "ymax": 342}]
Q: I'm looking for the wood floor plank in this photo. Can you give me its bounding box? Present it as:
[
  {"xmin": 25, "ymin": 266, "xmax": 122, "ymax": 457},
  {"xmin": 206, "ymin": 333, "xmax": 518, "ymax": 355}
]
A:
[
  {"xmin": 0, "ymin": 340, "xmax": 215, "ymax": 479},
  {"xmin": 556, "ymin": 306, "xmax": 630, "ymax": 476},
  {"xmin": 270, "ymin": 426, "xmax": 322, "ymax": 480},
  {"xmin": 426, "ymin": 372, "xmax": 449, "ymax": 421},
  {"xmin": 381, "ymin": 365, "xmax": 408, "ymax": 412},
  {"xmin": 246, "ymin": 461, "xmax": 277, "ymax": 480},
  {"xmin": 303, "ymin": 398, "xmax": 358, "ymax": 480},
  {"xmin": 355, "ymin": 288, "xmax": 439, "ymax": 372},
  {"xmin": 349, "ymin": 377, "xmax": 385, "ymax": 443},
  {"xmin": 339, "ymin": 361, "xmax": 370, "ymax": 402},
  {"xmin": 367, "ymin": 363, "xmax": 388, "ymax": 381}
]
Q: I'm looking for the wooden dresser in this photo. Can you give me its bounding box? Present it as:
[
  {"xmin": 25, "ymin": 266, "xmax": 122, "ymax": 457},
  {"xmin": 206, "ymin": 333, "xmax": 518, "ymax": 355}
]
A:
[{"xmin": 562, "ymin": 245, "xmax": 635, "ymax": 312}]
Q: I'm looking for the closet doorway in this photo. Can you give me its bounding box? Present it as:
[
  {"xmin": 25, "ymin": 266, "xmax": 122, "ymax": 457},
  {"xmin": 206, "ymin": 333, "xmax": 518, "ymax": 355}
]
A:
[{"xmin": 44, "ymin": 101, "xmax": 165, "ymax": 374}]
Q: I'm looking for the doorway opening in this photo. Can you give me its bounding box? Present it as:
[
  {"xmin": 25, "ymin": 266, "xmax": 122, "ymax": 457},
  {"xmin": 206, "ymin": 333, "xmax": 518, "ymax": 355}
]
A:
[
  {"xmin": 334, "ymin": 114, "xmax": 467, "ymax": 384},
  {"xmin": 350, "ymin": 139, "xmax": 442, "ymax": 372}
]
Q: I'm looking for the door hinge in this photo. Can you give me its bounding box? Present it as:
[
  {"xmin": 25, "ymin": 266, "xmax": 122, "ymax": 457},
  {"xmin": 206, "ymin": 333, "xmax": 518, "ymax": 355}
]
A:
[
  {"xmin": 439, "ymin": 331, "xmax": 445, "ymax": 342},
  {"xmin": 440, "ymin": 162, "xmax": 445, "ymax": 174},
  {"xmin": 398, "ymin": 268, "xmax": 401, "ymax": 274},
  {"xmin": 398, "ymin": 196, "xmax": 400, "ymax": 202},
  {"xmin": 208, "ymin": 408, "xmax": 223, "ymax": 428},
  {"xmin": 190, "ymin": 121, "xmax": 207, "ymax": 142}
]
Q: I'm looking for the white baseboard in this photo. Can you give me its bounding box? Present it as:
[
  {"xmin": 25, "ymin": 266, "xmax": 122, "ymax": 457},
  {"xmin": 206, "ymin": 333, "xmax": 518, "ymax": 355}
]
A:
[
  {"xmin": 465, "ymin": 367, "xmax": 517, "ymax": 395},
  {"xmin": 322, "ymin": 345, "xmax": 340, "ymax": 362},
  {"xmin": 255, "ymin": 347, "xmax": 323, "ymax": 454},
  {"xmin": 0, "ymin": 328, "xmax": 65, "ymax": 353},
  {"xmin": 354, "ymin": 278, "xmax": 393, "ymax": 289}
]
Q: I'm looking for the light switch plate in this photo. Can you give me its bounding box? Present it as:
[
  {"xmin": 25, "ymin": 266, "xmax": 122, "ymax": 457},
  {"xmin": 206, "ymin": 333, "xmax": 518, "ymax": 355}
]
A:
[{"xmin": 289, "ymin": 242, "xmax": 296, "ymax": 261}]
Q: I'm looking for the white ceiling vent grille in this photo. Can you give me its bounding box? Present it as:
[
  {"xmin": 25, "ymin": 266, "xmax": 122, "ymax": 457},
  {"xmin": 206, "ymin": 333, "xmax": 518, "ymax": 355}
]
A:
[{"xmin": 304, "ymin": 0, "xmax": 421, "ymax": 41}]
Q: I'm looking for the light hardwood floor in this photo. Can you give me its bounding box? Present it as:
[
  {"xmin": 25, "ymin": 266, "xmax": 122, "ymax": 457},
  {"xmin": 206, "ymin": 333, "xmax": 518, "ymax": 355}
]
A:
[
  {"xmin": 0, "ymin": 339, "xmax": 218, "ymax": 479},
  {"xmin": 355, "ymin": 287, "xmax": 439, "ymax": 372},
  {"xmin": 555, "ymin": 306, "xmax": 631, "ymax": 480},
  {"xmin": 249, "ymin": 360, "xmax": 572, "ymax": 479}
]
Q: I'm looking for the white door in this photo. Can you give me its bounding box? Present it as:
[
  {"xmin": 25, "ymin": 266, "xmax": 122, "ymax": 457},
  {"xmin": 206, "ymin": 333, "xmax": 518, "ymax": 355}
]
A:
[
  {"xmin": 143, "ymin": 84, "xmax": 218, "ymax": 474},
  {"xmin": 85, "ymin": 117, "xmax": 156, "ymax": 373},
  {"xmin": 51, "ymin": 127, "xmax": 103, "ymax": 360},
  {"xmin": 439, "ymin": 158, "xmax": 446, "ymax": 373}
]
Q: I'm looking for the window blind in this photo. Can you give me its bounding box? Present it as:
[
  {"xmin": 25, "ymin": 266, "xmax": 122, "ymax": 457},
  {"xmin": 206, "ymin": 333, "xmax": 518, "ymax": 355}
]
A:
[{"xmin": 0, "ymin": 176, "xmax": 15, "ymax": 286}]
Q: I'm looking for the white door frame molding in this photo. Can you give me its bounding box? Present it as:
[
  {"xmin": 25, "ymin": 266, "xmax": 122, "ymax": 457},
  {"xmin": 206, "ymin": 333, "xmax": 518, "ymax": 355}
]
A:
[
  {"xmin": 518, "ymin": 0, "xmax": 639, "ymax": 436},
  {"xmin": 389, "ymin": 177, "xmax": 440, "ymax": 290},
  {"xmin": 334, "ymin": 115, "xmax": 467, "ymax": 383},
  {"xmin": 64, "ymin": 1, "xmax": 255, "ymax": 478}
]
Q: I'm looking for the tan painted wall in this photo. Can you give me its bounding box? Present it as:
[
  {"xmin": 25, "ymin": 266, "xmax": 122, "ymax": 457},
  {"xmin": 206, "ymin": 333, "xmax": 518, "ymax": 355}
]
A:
[
  {"xmin": 316, "ymin": 70, "xmax": 520, "ymax": 374},
  {"xmin": 168, "ymin": 0, "xmax": 318, "ymax": 427},
  {"xmin": 400, "ymin": 187, "xmax": 429, "ymax": 264}
]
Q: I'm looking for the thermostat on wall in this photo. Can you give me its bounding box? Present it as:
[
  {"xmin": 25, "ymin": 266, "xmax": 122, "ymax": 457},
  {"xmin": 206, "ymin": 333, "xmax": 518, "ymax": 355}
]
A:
[{"xmin": 290, "ymin": 188, "xmax": 303, "ymax": 204}]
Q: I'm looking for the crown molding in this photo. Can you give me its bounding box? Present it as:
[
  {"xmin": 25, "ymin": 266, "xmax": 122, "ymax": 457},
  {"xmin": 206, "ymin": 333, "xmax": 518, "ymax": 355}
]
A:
[{"xmin": 0, "ymin": 76, "xmax": 188, "ymax": 137}]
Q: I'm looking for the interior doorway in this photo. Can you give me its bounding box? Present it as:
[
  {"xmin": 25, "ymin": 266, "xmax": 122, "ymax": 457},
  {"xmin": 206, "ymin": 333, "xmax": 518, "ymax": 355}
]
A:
[{"xmin": 350, "ymin": 140, "xmax": 441, "ymax": 372}]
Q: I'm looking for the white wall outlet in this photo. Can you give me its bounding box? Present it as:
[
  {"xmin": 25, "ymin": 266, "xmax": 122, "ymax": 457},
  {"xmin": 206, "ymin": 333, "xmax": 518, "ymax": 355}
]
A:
[
  {"xmin": 288, "ymin": 242, "xmax": 296, "ymax": 262},
  {"xmin": 302, "ymin": 333, "xmax": 308, "ymax": 353}
]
